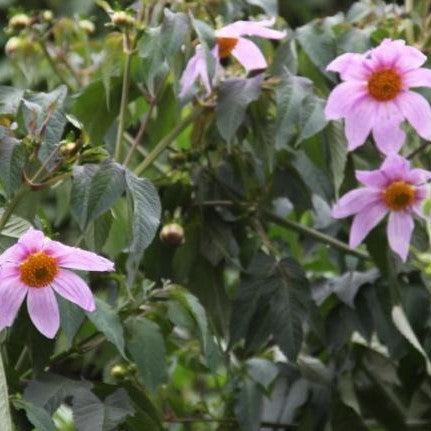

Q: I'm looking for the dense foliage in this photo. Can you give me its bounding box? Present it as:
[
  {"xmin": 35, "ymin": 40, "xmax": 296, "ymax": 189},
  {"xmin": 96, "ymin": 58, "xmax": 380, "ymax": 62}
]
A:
[{"xmin": 1, "ymin": 0, "xmax": 431, "ymax": 430}]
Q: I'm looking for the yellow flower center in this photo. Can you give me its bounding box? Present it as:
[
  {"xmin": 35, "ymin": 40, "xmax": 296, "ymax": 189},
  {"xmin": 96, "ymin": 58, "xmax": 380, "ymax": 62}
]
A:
[
  {"xmin": 368, "ymin": 69, "xmax": 402, "ymax": 101},
  {"xmin": 382, "ymin": 181, "xmax": 416, "ymax": 211},
  {"xmin": 20, "ymin": 252, "xmax": 59, "ymax": 288},
  {"xmin": 217, "ymin": 37, "xmax": 239, "ymax": 59}
]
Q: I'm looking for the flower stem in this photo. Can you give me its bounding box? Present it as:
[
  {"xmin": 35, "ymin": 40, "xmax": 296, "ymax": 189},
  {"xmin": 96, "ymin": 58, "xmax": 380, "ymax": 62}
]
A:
[
  {"xmin": 0, "ymin": 352, "xmax": 13, "ymax": 431},
  {"xmin": 114, "ymin": 34, "xmax": 133, "ymax": 162},
  {"xmin": 38, "ymin": 41, "xmax": 75, "ymax": 91},
  {"xmin": 134, "ymin": 106, "xmax": 204, "ymax": 176}
]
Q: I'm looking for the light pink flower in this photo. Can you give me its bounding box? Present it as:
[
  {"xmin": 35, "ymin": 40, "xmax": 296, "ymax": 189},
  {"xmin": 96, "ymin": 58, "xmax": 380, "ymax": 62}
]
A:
[
  {"xmin": 332, "ymin": 155, "xmax": 430, "ymax": 261},
  {"xmin": 179, "ymin": 44, "xmax": 211, "ymax": 99},
  {"xmin": 179, "ymin": 18, "xmax": 286, "ymax": 97},
  {"xmin": 0, "ymin": 228, "xmax": 114, "ymax": 338},
  {"xmin": 214, "ymin": 18, "xmax": 286, "ymax": 72},
  {"xmin": 325, "ymin": 39, "xmax": 431, "ymax": 155}
]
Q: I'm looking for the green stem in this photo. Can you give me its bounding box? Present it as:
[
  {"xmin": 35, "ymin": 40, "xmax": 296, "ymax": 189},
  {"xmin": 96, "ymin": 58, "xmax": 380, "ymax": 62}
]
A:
[
  {"xmin": 199, "ymin": 200, "xmax": 370, "ymax": 260},
  {"xmin": 114, "ymin": 37, "xmax": 133, "ymax": 162},
  {"xmin": 264, "ymin": 210, "xmax": 370, "ymax": 260},
  {"xmin": 405, "ymin": 0, "xmax": 414, "ymax": 13},
  {"xmin": 38, "ymin": 41, "xmax": 75, "ymax": 91},
  {"xmin": 134, "ymin": 106, "xmax": 204, "ymax": 176},
  {"xmin": 0, "ymin": 353, "xmax": 13, "ymax": 431}
]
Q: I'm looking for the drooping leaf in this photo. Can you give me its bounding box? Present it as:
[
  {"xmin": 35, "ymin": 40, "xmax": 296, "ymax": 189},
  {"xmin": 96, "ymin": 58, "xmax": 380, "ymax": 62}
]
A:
[
  {"xmin": 125, "ymin": 170, "xmax": 161, "ymax": 284},
  {"xmin": 86, "ymin": 298, "xmax": 126, "ymax": 358},
  {"xmin": 216, "ymin": 75, "xmax": 263, "ymax": 142},
  {"xmin": 126, "ymin": 317, "xmax": 167, "ymax": 393},
  {"xmin": 71, "ymin": 160, "xmax": 125, "ymax": 231},
  {"xmin": 13, "ymin": 399, "xmax": 56, "ymax": 431}
]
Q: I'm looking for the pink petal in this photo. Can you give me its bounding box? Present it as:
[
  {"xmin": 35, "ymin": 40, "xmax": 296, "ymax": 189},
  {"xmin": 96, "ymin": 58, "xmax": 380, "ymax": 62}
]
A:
[
  {"xmin": 325, "ymin": 81, "xmax": 368, "ymax": 120},
  {"xmin": 380, "ymin": 154, "xmax": 411, "ymax": 180},
  {"xmin": 0, "ymin": 278, "xmax": 27, "ymax": 330},
  {"xmin": 372, "ymin": 103, "xmax": 405, "ymax": 155},
  {"xmin": 356, "ymin": 170, "xmax": 389, "ymax": 188},
  {"xmin": 179, "ymin": 45, "xmax": 212, "ymax": 98},
  {"xmin": 403, "ymin": 68, "xmax": 431, "ymax": 88},
  {"xmin": 27, "ymin": 287, "xmax": 60, "ymax": 338},
  {"xmin": 332, "ymin": 188, "xmax": 381, "ymax": 218},
  {"xmin": 231, "ymin": 38, "xmax": 267, "ymax": 71},
  {"xmin": 51, "ymin": 269, "xmax": 95, "ymax": 312},
  {"xmin": 393, "ymin": 45, "xmax": 427, "ymax": 72},
  {"xmin": 344, "ymin": 99, "xmax": 377, "ymax": 151},
  {"xmin": 369, "ymin": 39, "xmax": 405, "ymax": 68},
  {"xmin": 326, "ymin": 53, "xmax": 370, "ymax": 81},
  {"xmin": 0, "ymin": 243, "xmax": 27, "ymax": 265},
  {"xmin": 387, "ymin": 211, "xmax": 414, "ymax": 261},
  {"xmin": 216, "ymin": 19, "xmax": 286, "ymax": 39},
  {"xmin": 44, "ymin": 241, "xmax": 114, "ymax": 272},
  {"xmin": 349, "ymin": 203, "xmax": 387, "ymax": 248},
  {"xmin": 18, "ymin": 228, "xmax": 45, "ymax": 253},
  {"xmin": 406, "ymin": 168, "xmax": 431, "ymax": 185},
  {"xmin": 397, "ymin": 90, "xmax": 431, "ymax": 140}
]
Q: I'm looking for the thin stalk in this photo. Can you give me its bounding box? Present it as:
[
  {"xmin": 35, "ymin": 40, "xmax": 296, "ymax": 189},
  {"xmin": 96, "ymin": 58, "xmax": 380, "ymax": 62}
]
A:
[
  {"xmin": 38, "ymin": 41, "xmax": 75, "ymax": 91},
  {"xmin": 123, "ymin": 99, "xmax": 156, "ymax": 166},
  {"xmin": 264, "ymin": 210, "xmax": 370, "ymax": 260},
  {"xmin": 0, "ymin": 353, "xmax": 13, "ymax": 431},
  {"xmin": 114, "ymin": 34, "xmax": 133, "ymax": 162},
  {"xmin": 134, "ymin": 106, "xmax": 204, "ymax": 176},
  {"xmin": 199, "ymin": 200, "xmax": 370, "ymax": 260}
]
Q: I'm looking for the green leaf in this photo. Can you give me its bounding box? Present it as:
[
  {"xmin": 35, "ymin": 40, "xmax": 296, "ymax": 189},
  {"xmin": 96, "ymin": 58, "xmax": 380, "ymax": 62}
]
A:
[
  {"xmin": 246, "ymin": 0, "xmax": 278, "ymax": 15},
  {"xmin": 275, "ymin": 73, "xmax": 323, "ymax": 148},
  {"xmin": 216, "ymin": 76, "xmax": 263, "ymax": 142},
  {"xmin": 161, "ymin": 10, "xmax": 190, "ymax": 58},
  {"xmin": 126, "ymin": 317, "xmax": 167, "ymax": 394},
  {"xmin": 86, "ymin": 298, "xmax": 126, "ymax": 358},
  {"xmin": 326, "ymin": 120, "xmax": 348, "ymax": 197},
  {"xmin": 0, "ymin": 352, "xmax": 12, "ymax": 431},
  {"xmin": 0, "ymin": 128, "xmax": 25, "ymax": 196},
  {"xmin": 24, "ymin": 372, "xmax": 92, "ymax": 413},
  {"xmin": 246, "ymin": 358, "xmax": 278, "ymax": 390},
  {"xmin": 125, "ymin": 171, "xmax": 161, "ymax": 284},
  {"xmin": 71, "ymin": 78, "xmax": 123, "ymax": 145},
  {"xmin": 58, "ymin": 296, "xmax": 85, "ymax": 349},
  {"xmin": 22, "ymin": 86, "xmax": 68, "ymax": 167},
  {"xmin": 296, "ymin": 16, "xmax": 339, "ymax": 70},
  {"xmin": 0, "ymin": 211, "xmax": 32, "ymax": 238},
  {"xmin": 234, "ymin": 377, "xmax": 262, "ymax": 431},
  {"xmin": 0, "ymin": 85, "xmax": 24, "ymax": 115},
  {"xmin": 392, "ymin": 305, "xmax": 431, "ymax": 374},
  {"xmin": 331, "ymin": 400, "xmax": 368, "ymax": 431},
  {"xmin": 71, "ymin": 160, "xmax": 125, "ymax": 231},
  {"xmin": 230, "ymin": 255, "xmax": 309, "ymax": 360},
  {"xmin": 72, "ymin": 388, "xmax": 133, "ymax": 431},
  {"xmin": 13, "ymin": 399, "xmax": 56, "ymax": 431}
]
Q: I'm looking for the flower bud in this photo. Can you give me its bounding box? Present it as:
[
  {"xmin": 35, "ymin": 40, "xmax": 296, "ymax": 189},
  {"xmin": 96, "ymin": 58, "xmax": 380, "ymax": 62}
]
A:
[
  {"xmin": 9, "ymin": 13, "xmax": 32, "ymax": 30},
  {"xmin": 5, "ymin": 37, "xmax": 22, "ymax": 56},
  {"xmin": 111, "ymin": 11, "xmax": 135, "ymax": 28},
  {"xmin": 159, "ymin": 223, "xmax": 185, "ymax": 247},
  {"xmin": 42, "ymin": 10, "xmax": 54, "ymax": 22},
  {"xmin": 79, "ymin": 19, "xmax": 95, "ymax": 34},
  {"xmin": 59, "ymin": 141, "xmax": 78, "ymax": 158},
  {"xmin": 110, "ymin": 364, "xmax": 127, "ymax": 378}
]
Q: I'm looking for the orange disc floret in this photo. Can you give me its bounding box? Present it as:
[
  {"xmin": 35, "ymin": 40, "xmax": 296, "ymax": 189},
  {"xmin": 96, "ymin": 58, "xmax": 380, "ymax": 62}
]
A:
[
  {"xmin": 382, "ymin": 181, "xmax": 416, "ymax": 211},
  {"xmin": 20, "ymin": 252, "xmax": 59, "ymax": 288},
  {"xmin": 217, "ymin": 37, "xmax": 239, "ymax": 58},
  {"xmin": 368, "ymin": 69, "xmax": 402, "ymax": 101}
]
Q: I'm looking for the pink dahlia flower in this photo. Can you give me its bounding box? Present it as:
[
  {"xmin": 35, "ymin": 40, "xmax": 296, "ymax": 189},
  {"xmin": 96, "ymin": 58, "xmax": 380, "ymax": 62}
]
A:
[
  {"xmin": 325, "ymin": 39, "xmax": 431, "ymax": 155},
  {"xmin": 179, "ymin": 18, "xmax": 286, "ymax": 97},
  {"xmin": 332, "ymin": 155, "xmax": 430, "ymax": 261},
  {"xmin": 0, "ymin": 228, "xmax": 114, "ymax": 338}
]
